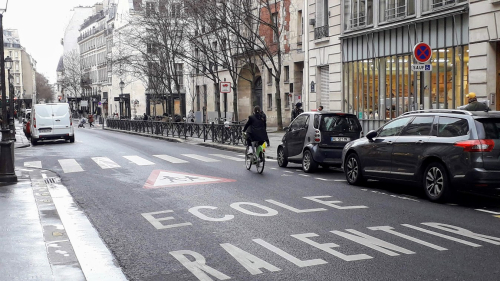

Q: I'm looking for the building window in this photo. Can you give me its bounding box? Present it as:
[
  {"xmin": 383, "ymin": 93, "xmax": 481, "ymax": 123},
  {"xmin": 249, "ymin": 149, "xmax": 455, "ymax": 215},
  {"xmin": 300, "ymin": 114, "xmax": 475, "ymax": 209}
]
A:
[
  {"xmin": 175, "ymin": 63, "xmax": 183, "ymax": 87},
  {"xmin": 16, "ymin": 76, "xmax": 20, "ymax": 84},
  {"xmin": 172, "ymin": 2, "xmax": 182, "ymax": 18},
  {"xmin": 314, "ymin": 0, "xmax": 329, "ymax": 39},
  {"xmin": 298, "ymin": 10, "xmax": 303, "ymax": 44},
  {"xmin": 15, "ymin": 62, "xmax": 19, "ymax": 71},
  {"xmin": 267, "ymin": 68, "xmax": 272, "ymax": 85},
  {"xmin": 272, "ymin": 12, "xmax": 279, "ymax": 43},
  {"xmin": 284, "ymin": 66, "xmax": 290, "ymax": 82},
  {"xmin": 267, "ymin": 94, "xmax": 273, "ymax": 110},
  {"xmin": 343, "ymin": 0, "xmax": 373, "ymax": 31},
  {"xmin": 380, "ymin": 0, "xmax": 415, "ymax": 22},
  {"xmin": 422, "ymin": 0, "xmax": 467, "ymax": 13},
  {"xmin": 146, "ymin": 2, "xmax": 156, "ymax": 16}
]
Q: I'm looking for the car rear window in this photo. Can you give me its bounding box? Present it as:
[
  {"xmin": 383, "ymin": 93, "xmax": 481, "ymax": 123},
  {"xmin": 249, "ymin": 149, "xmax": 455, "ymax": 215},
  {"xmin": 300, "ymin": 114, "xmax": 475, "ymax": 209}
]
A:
[
  {"xmin": 477, "ymin": 119, "xmax": 500, "ymax": 139},
  {"xmin": 437, "ymin": 117, "xmax": 469, "ymax": 137},
  {"xmin": 320, "ymin": 115, "xmax": 360, "ymax": 132}
]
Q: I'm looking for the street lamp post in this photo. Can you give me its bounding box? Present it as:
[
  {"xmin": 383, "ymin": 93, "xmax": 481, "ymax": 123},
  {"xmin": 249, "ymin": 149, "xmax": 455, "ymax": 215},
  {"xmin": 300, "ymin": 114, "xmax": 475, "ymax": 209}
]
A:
[
  {"xmin": 5, "ymin": 55, "xmax": 15, "ymax": 141},
  {"xmin": 119, "ymin": 79, "xmax": 124, "ymax": 119},
  {"xmin": 0, "ymin": 0, "xmax": 17, "ymax": 183}
]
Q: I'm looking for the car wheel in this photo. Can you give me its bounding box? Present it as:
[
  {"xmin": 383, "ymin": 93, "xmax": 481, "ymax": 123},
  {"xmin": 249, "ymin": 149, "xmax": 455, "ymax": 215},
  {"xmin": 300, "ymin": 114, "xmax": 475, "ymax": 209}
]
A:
[
  {"xmin": 423, "ymin": 162, "xmax": 451, "ymax": 202},
  {"xmin": 302, "ymin": 150, "xmax": 318, "ymax": 173},
  {"xmin": 345, "ymin": 153, "xmax": 365, "ymax": 185},
  {"xmin": 70, "ymin": 136, "xmax": 75, "ymax": 143},
  {"xmin": 277, "ymin": 146, "xmax": 288, "ymax": 168},
  {"xmin": 31, "ymin": 138, "xmax": 37, "ymax": 146}
]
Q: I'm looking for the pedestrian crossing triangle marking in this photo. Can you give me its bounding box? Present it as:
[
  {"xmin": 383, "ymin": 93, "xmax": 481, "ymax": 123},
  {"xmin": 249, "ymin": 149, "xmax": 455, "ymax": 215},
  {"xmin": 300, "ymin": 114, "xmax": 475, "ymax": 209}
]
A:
[{"xmin": 144, "ymin": 170, "xmax": 236, "ymax": 189}]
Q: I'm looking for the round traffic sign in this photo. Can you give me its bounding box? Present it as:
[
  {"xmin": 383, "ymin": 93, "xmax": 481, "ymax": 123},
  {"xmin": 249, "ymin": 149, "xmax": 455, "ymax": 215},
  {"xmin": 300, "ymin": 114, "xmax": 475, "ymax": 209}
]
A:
[{"xmin": 413, "ymin": 43, "xmax": 432, "ymax": 63}]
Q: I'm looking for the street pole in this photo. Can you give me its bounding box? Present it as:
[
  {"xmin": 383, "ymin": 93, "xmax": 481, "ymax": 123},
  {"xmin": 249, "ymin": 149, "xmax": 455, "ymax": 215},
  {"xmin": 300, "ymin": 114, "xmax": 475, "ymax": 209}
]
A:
[
  {"xmin": 8, "ymin": 69, "xmax": 15, "ymax": 140},
  {"xmin": 0, "ymin": 11, "xmax": 18, "ymax": 183}
]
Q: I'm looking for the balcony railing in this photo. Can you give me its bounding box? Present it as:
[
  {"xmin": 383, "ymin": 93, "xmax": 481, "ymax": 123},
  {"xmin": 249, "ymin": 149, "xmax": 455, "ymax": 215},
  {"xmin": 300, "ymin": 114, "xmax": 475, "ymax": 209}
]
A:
[
  {"xmin": 78, "ymin": 25, "xmax": 106, "ymax": 42},
  {"xmin": 314, "ymin": 26, "xmax": 329, "ymax": 40}
]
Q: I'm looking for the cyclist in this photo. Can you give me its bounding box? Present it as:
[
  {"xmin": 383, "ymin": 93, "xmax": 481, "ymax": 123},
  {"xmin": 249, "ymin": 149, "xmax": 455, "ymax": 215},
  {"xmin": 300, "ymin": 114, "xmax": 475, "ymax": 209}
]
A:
[{"xmin": 243, "ymin": 106, "xmax": 269, "ymax": 155}]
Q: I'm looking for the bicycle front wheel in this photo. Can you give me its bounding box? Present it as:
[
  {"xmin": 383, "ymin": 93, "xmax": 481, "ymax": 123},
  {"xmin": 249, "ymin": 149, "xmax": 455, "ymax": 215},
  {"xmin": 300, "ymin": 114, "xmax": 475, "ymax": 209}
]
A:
[
  {"xmin": 245, "ymin": 147, "xmax": 252, "ymax": 170},
  {"xmin": 256, "ymin": 152, "xmax": 265, "ymax": 174}
]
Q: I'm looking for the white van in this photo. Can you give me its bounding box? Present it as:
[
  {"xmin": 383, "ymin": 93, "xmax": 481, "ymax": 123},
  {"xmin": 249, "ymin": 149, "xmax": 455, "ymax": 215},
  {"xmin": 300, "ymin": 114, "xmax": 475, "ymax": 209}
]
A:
[{"xmin": 30, "ymin": 103, "xmax": 74, "ymax": 145}]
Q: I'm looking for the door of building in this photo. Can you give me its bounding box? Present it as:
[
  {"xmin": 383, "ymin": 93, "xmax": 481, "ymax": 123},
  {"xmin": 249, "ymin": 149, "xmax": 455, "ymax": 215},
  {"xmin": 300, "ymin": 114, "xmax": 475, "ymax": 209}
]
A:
[
  {"xmin": 320, "ymin": 66, "xmax": 329, "ymax": 111},
  {"xmin": 253, "ymin": 77, "xmax": 262, "ymax": 109}
]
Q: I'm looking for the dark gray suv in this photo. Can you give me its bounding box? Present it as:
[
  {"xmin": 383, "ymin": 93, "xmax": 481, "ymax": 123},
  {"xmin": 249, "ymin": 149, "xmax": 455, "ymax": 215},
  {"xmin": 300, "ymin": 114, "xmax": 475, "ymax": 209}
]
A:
[{"xmin": 342, "ymin": 110, "xmax": 500, "ymax": 202}]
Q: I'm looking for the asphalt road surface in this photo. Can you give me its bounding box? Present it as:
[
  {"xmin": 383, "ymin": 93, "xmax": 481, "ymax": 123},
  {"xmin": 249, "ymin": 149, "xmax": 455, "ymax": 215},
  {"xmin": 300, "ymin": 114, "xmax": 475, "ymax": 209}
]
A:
[{"xmin": 15, "ymin": 126, "xmax": 500, "ymax": 281}]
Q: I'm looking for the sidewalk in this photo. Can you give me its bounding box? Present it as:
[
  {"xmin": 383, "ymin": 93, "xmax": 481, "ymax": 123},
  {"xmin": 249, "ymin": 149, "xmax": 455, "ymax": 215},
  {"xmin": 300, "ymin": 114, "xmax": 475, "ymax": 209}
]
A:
[
  {"xmin": 0, "ymin": 121, "xmax": 126, "ymax": 281},
  {"xmin": 103, "ymin": 125, "xmax": 286, "ymax": 159}
]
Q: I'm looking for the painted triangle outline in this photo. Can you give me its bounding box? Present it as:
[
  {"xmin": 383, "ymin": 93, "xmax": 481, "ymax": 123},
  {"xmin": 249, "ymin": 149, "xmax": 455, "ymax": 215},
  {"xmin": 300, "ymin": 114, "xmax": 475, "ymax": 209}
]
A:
[{"xmin": 143, "ymin": 170, "xmax": 236, "ymax": 189}]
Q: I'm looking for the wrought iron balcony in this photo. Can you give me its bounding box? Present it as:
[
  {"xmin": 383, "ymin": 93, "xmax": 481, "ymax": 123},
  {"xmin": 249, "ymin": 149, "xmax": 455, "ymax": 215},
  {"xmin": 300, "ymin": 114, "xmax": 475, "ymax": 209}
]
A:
[{"xmin": 314, "ymin": 26, "xmax": 329, "ymax": 40}]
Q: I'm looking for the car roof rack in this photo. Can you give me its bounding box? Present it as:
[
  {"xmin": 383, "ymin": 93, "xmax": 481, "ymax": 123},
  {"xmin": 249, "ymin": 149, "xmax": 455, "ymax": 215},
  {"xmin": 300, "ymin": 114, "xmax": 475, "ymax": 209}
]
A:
[{"xmin": 401, "ymin": 109, "xmax": 473, "ymax": 116}]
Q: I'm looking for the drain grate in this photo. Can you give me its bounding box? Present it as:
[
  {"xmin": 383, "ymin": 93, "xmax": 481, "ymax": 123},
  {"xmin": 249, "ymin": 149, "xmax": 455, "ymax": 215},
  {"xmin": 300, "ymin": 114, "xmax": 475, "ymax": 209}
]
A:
[{"xmin": 44, "ymin": 178, "xmax": 58, "ymax": 184}]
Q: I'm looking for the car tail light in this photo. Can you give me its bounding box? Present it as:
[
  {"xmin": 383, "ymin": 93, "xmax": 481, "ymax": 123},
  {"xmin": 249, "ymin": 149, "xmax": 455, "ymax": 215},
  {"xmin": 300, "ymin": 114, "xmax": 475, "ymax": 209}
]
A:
[
  {"xmin": 314, "ymin": 129, "xmax": 321, "ymax": 143},
  {"xmin": 70, "ymin": 118, "xmax": 72, "ymax": 126},
  {"xmin": 33, "ymin": 117, "xmax": 36, "ymax": 128},
  {"xmin": 454, "ymin": 139, "xmax": 495, "ymax": 152}
]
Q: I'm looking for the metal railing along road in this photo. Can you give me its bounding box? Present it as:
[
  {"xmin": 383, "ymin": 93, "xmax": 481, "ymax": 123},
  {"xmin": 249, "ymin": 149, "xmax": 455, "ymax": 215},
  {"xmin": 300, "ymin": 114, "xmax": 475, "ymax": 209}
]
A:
[{"xmin": 105, "ymin": 119, "xmax": 246, "ymax": 145}]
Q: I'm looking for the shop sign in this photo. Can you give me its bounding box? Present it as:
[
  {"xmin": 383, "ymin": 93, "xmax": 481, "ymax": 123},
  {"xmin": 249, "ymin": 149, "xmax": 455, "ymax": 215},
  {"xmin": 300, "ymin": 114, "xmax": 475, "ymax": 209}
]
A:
[
  {"xmin": 413, "ymin": 42, "xmax": 432, "ymax": 63},
  {"xmin": 412, "ymin": 64, "xmax": 432, "ymax": 72}
]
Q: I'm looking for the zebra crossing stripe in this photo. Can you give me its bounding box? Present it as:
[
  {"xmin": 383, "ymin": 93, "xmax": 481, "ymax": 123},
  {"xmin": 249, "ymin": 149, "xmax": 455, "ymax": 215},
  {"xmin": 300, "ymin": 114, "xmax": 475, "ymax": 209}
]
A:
[
  {"xmin": 210, "ymin": 154, "xmax": 245, "ymax": 162},
  {"xmin": 182, "ymin": 154, "xmax": 220, "ymax": 162},
  {"xmin": 24, "ymin": 161, "xmax": 42, "ymax": 169},
  {"xmin": 153, "ymin": 155, "xmax": 189, "ymax": 164},
  {"xmin": 123, "ymin": 156, "xmax": 155, "ymax": 166},
  {"xmin": 58, "ymin": 159, "xmax": 84, "ymax": 173},
  {"xmin": 92, "ymin": 157, "xmax": 121, "ymax": 169}
]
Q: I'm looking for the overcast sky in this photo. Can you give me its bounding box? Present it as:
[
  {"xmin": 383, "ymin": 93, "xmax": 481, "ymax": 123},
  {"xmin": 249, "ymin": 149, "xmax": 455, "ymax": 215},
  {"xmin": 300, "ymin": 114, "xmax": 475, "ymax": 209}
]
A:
[{"xmin": 4, "ymin": 0, "xmax": 99, "ymax": 84}]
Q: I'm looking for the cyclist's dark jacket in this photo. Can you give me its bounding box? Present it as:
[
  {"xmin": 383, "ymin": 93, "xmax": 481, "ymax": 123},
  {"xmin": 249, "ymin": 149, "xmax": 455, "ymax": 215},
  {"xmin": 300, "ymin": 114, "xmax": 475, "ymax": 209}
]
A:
[{"xmin": 244, "ymin": 113, "xmax": 269, "ymax": 142}]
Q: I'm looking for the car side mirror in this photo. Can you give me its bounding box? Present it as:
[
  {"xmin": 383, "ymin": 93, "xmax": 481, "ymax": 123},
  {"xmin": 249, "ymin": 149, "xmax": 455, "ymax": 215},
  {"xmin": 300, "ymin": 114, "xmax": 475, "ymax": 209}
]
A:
[
  {"xmin": 283, "ymin": 126, "xmax": 289, "ymax": 131},
  {"xmin": 366, "ymin": 130, "xmax": 378, "ymax": 141}
]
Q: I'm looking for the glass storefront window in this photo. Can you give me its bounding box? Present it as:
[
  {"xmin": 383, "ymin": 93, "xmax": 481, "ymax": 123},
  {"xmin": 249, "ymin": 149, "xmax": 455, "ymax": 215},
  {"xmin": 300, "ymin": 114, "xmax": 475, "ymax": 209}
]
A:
[{"xmin": 342, "ymin": 45, "xmax": 469, "ymax": 122}]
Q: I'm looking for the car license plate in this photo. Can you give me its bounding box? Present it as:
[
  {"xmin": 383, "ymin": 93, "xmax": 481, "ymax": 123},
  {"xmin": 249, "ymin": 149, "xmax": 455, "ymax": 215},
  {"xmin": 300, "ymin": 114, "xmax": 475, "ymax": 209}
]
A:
[
  {"xmin": 331, "ymin": 137, "xmax": 350, "ymax": 142},
  {"xmin": 39, "ymin": 129, "xmax": 51, "ymax": 133}
]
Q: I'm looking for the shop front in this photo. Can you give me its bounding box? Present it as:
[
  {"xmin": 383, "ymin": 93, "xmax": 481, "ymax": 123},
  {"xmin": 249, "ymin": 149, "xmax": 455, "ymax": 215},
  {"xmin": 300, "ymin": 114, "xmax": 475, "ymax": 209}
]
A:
[{"xmin": 342, "ymin": 14, "xmax": 469, "ymax": 131}]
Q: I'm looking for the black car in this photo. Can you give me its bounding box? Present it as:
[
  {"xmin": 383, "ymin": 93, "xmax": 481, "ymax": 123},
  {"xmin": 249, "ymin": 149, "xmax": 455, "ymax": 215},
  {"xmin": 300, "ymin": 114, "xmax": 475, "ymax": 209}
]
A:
[
  {"xmin": 278, "ymin": 112, "xmax": 363, "ymax": 173},
  {"xmin": 342, "ymin": 110, "xmax": 500, "ymax": 202}
]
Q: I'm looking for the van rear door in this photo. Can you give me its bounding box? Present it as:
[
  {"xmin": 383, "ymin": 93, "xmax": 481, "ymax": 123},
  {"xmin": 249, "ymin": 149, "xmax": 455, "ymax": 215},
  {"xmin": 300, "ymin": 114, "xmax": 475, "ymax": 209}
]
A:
[
  {"xmin": 51, "ymin": 104, "xmax": 71, "ymax": 135},
  {"xmin": 34, "ymin": 105, "xmax": 54, "ymax": 134}
]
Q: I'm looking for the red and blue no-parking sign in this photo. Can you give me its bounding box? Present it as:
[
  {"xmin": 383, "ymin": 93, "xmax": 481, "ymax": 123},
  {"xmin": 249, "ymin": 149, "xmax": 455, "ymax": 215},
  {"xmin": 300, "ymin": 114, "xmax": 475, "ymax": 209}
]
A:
[{"xmin": 413, "ymin": 43, "xmax": 432, "ymax": 63}]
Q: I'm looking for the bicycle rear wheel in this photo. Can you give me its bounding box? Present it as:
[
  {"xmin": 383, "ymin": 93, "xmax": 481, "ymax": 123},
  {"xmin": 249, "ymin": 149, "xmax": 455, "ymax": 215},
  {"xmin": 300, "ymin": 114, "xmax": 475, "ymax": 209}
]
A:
[
  {"xmin": 256, "ymin": 152, "xmax": 265, "ymax": 174},
  {"xmin": 245, "ymin": 146, "xmax": 252, "ymax": 170}
]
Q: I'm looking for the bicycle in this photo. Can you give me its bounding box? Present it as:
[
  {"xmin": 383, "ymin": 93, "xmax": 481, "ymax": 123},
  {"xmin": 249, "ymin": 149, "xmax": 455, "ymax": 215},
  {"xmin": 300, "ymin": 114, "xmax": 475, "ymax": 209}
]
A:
[{"xmin": 245, "ymin": 139, "xmax": 266, "ymax": 174}]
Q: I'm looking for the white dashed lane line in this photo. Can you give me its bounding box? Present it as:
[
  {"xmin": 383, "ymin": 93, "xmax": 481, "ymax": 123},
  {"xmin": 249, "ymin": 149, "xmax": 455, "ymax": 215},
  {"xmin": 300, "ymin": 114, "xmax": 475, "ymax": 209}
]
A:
[{"xmin": 475, "ymin": 209, "xmax": 500, "ymax": 215}]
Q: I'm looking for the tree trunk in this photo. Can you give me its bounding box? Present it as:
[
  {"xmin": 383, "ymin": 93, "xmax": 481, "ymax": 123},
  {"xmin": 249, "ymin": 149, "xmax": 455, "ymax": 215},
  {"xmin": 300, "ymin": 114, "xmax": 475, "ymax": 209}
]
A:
[
  {"xmin": 232, "ymin": 85, "xmax": 238, "ymax": 122},
  {"xmin": 275, "ymin": 77, "xmax": 283, "ymax": 130},
  {"xmin": 214, "ymin": 82, "xmax": 221, "ymax": 121}
]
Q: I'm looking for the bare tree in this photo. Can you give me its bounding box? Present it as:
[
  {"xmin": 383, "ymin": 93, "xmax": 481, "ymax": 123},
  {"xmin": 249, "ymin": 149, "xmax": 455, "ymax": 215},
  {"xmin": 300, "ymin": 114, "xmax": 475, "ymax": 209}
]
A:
[
  {"xmin": 36, "ymin": 72, "xmax": 54, "ymax": 103},
  {"xmin": 60, "ymin": 50, "xmax": 85, "ymax": 107}
]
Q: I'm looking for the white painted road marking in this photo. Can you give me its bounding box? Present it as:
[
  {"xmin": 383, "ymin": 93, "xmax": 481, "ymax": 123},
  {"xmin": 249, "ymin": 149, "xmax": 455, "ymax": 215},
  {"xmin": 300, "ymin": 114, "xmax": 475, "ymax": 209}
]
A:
[
  {"xmin": 24, "ymin": 161, "xmax": 42, "ymax": 169},
  {"xmin": 123, "ymin": 156, "xmax": 155, "ymax": 166},
  {"xmin": 92, "ymin": 157, "xmax": 121, "ymax": 169},
  {"xmin": 182, "ymin": 154, "xmax": 220, "ymax": 162},
  {"xmin": 475, "ymin": 209, "xmax": 500, "ymax": 215},
  {"xmin": 154, "ymin": 155, "xmax": 189, "ymax": 163},
  {"xmin": 210, "ymin": 154, "xmax": 245, "ymax": 162},
  {"xmin": 58, "ymin": 159, "xmax": 84, "ymax": 173}
]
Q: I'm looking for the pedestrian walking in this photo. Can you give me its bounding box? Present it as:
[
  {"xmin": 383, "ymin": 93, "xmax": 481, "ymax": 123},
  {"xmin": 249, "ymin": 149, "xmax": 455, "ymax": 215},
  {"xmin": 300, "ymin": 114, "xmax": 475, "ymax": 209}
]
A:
[
  {"xmin": 317, "ymin": 105, "xmax": 324, "ymax": 112},
  {"xmin": 143, "ymin": 113, "xmax": 148, "ymax": 121},
  {"xmin": 88, "ymin": 114, "xmax": 95, "ymax": 128},
  {"xmin": 291, "ymin": 102, "xmax": 304, "ymax": 120}
]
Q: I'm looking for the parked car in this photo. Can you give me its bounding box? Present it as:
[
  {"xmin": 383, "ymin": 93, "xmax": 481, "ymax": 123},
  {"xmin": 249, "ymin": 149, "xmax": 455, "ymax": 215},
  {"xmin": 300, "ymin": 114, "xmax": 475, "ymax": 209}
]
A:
[
  {"xmin": 23, "ymin": 112, "xmax": 31, "ymax": 137},
  {"xmin": 30, "ymin": 103, "xmax": 74, "ymax": 145},
  {"xmin": 342, "ymin": 110, "xmax": 500, "ymax": 202},
  {"xmin": 278, "ymin": 112, "xmax": 363, "ymax": 173}
]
